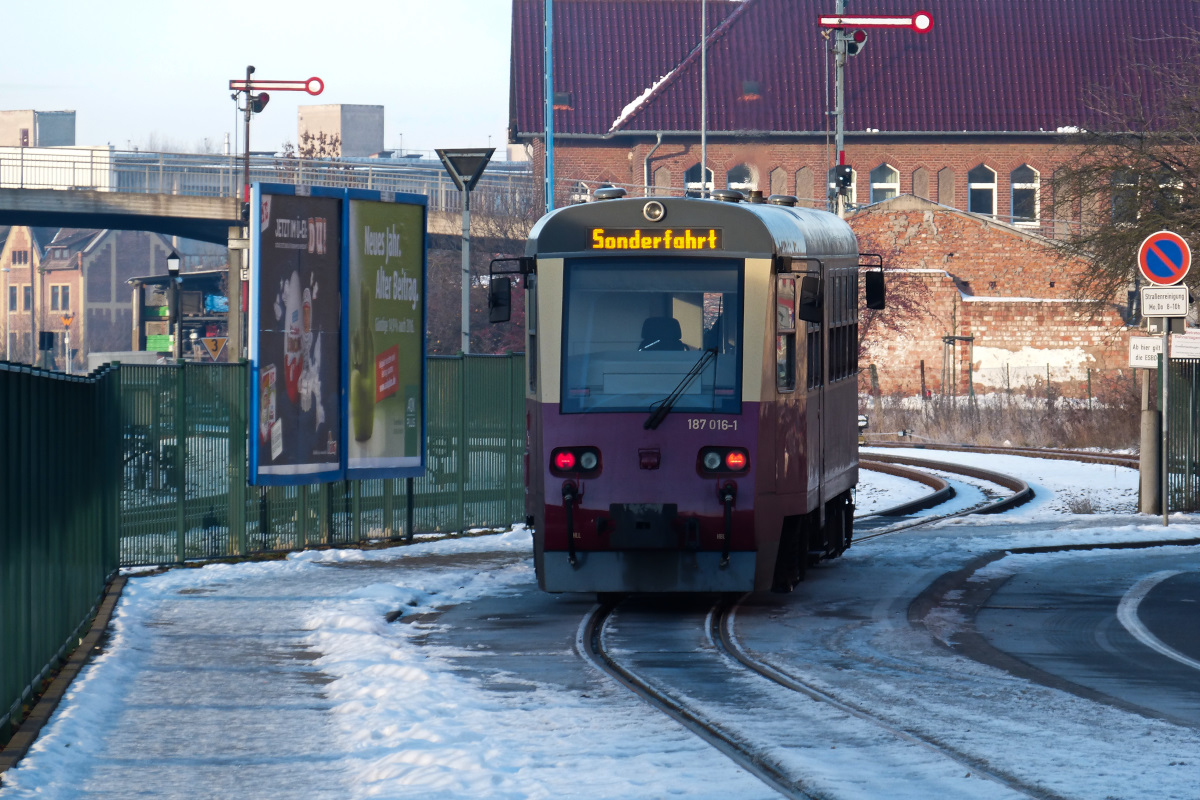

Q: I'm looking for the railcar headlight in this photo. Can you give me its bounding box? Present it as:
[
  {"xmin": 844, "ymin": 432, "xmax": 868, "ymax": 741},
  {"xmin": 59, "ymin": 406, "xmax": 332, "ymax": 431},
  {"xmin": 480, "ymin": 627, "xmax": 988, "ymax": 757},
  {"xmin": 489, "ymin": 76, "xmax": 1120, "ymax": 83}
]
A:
[
  {"xmin": 579, "ymin": 451, "xmax": 599, "ymax": 470},
  {"xmin": 703, "ymin": 451, "xmax": 723, "ymax": 471},
  {"xmin": 643, "ymin": 201, "xmax": 666, "ymax": 222}
]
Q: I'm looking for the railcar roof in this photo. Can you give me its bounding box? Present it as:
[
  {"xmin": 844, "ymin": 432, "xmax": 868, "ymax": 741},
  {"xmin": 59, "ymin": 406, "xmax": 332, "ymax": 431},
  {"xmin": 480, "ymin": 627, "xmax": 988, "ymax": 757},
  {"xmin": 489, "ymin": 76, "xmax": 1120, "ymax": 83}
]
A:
[{"xmin": 526, "ymin": 197, "xmax": 857, "ymax": 259}]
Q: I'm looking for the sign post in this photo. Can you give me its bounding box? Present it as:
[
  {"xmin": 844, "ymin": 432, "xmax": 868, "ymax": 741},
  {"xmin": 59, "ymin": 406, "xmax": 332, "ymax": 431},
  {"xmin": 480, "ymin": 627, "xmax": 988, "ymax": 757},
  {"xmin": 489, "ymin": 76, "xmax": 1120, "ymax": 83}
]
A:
[
  {"xmin": 1136, "ymin": 230, "xmax": 1192, "ymax": 525},
  {"xmin": 436, "ymin": 148, "xmax": 495, "ymax": 354}
]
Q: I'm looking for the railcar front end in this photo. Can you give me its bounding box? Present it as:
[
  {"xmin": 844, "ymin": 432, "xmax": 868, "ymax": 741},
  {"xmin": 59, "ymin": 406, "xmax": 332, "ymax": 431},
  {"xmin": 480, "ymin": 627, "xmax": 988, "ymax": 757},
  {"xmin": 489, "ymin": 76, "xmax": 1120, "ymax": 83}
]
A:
[{"xmin": 494, "ymin": 191, "xmax": 873, "ymax": 594}]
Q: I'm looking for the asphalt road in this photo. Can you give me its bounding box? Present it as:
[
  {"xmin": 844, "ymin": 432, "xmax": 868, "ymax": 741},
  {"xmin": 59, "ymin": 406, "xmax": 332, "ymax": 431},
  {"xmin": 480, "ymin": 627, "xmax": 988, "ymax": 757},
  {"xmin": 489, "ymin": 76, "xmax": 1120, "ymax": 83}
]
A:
[{"xmin": 976, "ymin": 547, "xmax": 1200, "ymax": 726}]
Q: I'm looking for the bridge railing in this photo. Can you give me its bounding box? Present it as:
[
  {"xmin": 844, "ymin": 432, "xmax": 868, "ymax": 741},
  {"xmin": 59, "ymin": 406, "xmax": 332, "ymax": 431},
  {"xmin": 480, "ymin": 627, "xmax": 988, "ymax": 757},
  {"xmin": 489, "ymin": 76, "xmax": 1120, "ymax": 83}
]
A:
[{"xmin": 0, "ymin": 147, "xmax": 535, "ymax": 216}]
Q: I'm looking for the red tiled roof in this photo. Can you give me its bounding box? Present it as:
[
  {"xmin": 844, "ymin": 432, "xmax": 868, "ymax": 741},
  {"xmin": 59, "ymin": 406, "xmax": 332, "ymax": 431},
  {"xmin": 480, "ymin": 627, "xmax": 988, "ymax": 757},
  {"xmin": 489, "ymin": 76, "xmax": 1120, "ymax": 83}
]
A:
[{"xmin": 511, "ymin": 0, "xmax": 1200, "ymax": 137}]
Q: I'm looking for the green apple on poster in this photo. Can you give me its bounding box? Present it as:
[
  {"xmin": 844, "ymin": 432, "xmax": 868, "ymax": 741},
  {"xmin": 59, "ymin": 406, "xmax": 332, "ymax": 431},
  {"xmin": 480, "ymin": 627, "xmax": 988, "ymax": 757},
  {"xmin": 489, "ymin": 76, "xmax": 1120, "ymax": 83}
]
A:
[{"xmin": 347, "ymin": 199, "xmax": 426, "ymax": 473}]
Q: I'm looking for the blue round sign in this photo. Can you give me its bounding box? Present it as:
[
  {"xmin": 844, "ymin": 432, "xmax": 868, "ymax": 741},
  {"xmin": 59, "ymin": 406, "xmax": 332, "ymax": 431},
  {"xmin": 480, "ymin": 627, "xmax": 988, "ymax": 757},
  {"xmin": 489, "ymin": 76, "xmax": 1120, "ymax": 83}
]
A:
[{"xmin": 1138, "ymin": 231, "xmax": 1191, "ymax": 286}]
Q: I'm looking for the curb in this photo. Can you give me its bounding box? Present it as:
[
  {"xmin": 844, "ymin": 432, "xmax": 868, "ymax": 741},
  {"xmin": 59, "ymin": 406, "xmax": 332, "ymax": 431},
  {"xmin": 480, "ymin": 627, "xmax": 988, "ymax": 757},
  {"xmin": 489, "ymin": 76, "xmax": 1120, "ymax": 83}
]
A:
[{"xmin": 0, "ymin": 575, "xmax": 127, "ymax": 776}]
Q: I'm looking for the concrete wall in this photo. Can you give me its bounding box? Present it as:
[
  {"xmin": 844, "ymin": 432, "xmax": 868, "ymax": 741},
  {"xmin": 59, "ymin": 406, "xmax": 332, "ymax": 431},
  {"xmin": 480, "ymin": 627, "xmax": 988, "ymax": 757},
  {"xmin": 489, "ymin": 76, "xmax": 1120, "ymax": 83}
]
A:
[
  {"xmin": 0, "ymin": 110, "xmax": 76, "ymax": 146},
  {"xmin": 297, "ymin": 104, "xmax": 384, "ymax": 158},
  {"xmin": 35, "ymin": 111, "xmax": 75, "ymax": 146},
  {"xmin": 0, "ymin": 111, "xmax": 36, "ymax": 146}
]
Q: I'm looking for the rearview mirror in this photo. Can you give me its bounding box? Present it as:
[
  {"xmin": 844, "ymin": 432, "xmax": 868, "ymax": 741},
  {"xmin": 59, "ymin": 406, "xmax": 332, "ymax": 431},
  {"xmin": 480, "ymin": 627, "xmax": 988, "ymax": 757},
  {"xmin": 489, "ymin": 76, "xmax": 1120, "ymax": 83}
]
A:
[
  {"xmin": 488, "ymin": 277, "xmax": 512, "ymax": 323},
  {"xmin": 865, "ymin": 271, "xmax": 886, "ymax": 310},
  {"xmin": 796, "ymin": 275, "xmax": 823, "ymax": 323}
]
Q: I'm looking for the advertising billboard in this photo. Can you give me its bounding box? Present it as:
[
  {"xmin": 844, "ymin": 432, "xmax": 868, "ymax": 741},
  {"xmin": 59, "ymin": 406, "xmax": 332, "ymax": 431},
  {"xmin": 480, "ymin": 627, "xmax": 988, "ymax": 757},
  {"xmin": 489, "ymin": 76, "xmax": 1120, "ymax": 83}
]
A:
[
  {"xmin": 248, "ymin": 184, "xmax": 427, "ymax": 485},
  {"xmin": 346, "ymin": 197, "xmax": 427, "ymax": 477},
  {"xmin": 249, "ymin": 186, "xmax": 343, "ymax": 484}
]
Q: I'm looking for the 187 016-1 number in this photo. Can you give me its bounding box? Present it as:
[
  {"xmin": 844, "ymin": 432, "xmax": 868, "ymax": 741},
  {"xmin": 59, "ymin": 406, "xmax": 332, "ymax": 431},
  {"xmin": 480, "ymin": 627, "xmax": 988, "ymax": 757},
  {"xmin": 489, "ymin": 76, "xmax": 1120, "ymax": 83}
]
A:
[{"xmin": 687, "ymin": 418, "xmax": 738, "ymax": 431}]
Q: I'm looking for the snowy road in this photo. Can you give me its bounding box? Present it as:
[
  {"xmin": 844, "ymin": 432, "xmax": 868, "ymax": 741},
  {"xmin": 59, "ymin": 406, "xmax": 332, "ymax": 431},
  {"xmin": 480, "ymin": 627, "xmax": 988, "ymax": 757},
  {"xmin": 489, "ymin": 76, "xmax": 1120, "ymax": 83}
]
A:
[{"xmin": 3, "ymin": 452, "xmax": 1200, "ymax": 799}]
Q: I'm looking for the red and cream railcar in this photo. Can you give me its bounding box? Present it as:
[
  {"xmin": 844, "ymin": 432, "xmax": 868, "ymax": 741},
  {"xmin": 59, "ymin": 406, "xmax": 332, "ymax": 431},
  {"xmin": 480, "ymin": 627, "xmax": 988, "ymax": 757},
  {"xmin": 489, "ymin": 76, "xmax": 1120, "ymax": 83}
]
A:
[{"xmin": 490, "ymin": 189, "xmax": 883, "ymax": 593}]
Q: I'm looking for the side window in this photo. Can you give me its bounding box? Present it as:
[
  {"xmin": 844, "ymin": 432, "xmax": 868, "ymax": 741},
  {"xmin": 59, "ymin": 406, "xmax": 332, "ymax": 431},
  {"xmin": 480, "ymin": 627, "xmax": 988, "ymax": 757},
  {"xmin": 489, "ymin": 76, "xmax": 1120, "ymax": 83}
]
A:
[{"xmin": 776, "ymin": 276, "xmax": 796, "ymax": 392}]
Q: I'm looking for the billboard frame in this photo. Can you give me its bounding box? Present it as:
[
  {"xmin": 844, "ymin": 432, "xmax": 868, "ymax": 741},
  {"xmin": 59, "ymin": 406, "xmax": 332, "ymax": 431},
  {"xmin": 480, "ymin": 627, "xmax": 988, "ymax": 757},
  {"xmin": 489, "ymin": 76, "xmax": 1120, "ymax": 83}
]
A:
[{"xmin": 247, "ymin": 182, "xmax": 428, "ymax": 486}]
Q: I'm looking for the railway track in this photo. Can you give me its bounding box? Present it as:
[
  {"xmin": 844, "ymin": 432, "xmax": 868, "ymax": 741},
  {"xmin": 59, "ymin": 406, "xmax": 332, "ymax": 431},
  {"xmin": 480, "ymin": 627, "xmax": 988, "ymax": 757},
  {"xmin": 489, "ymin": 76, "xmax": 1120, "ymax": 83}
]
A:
[
  {"xmin": 856, "ymin": 452, "xmax": 1034, "ymax": 539},
  {"xmin": 581, "ymin": 595, "xmax": 1061, "ymax": 800},
  {"xmin": 576, "ymin": 445, "xmax": 1136, "ymax": 798}
]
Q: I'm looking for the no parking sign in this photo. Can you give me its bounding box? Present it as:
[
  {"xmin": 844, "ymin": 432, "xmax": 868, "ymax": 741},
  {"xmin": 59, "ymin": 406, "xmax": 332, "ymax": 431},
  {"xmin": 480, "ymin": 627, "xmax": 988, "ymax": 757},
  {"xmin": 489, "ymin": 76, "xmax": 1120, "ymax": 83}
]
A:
[{"xmin": 1137, "ymin": 230, "xmax": 1191, "ymax": 286}]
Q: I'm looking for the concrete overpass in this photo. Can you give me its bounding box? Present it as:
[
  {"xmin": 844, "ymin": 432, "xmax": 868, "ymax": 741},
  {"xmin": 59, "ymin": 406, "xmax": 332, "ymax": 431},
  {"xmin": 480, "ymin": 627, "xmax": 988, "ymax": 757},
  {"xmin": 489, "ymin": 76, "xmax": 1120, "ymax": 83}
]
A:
[{"xmin": 0, "ymin": 188, "xmax": 241, "ymax": 244}]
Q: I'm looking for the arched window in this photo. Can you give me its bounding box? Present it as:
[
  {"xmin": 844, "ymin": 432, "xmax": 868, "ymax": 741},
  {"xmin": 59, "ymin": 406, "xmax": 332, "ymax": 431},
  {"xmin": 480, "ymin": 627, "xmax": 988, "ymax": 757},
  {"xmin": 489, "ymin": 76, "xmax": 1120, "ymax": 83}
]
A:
[
  {"xmin": 684, "ymin": 163, "xmax": 714, "ymax": 197},
  {"xmin": 1010, "ymin": 165, "xmax": 1040, "ymax": 226},
  {"xmin": 968, "ymin": 165, "xmax": 996, "ymax": 216},
  {"xmin": 727, "ymin": 164, "xmax": 757, "ymax": 192},
  {"xmin": 870, "ymin": 164, "xmax": 899, "ymax": 203}
]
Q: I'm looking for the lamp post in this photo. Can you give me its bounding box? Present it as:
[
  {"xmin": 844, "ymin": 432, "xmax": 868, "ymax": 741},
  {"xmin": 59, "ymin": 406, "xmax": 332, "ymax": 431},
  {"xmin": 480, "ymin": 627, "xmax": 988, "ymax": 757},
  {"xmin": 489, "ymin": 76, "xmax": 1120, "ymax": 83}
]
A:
[
  {"xmin": 167, "ymin": 251, "xmax": 181, "ymax": 360},
  {"xmin": 2, "ymin": 265, "xmax": 9, "ymax": 361}
]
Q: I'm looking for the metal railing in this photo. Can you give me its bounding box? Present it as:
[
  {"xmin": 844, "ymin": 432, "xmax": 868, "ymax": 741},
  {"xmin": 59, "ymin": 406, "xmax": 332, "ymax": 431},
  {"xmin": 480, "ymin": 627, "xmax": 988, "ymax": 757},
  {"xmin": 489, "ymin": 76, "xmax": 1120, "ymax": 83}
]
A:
[
  {"xmin": 0, "ymin": 147, "xmax": 535, "ymax": 216},
  {"xmin": 1166, "ymin": 358, "xmax": 1200, "ymax": 512},
  {"xmin": 117, "ymin": 354, "xmax": 526, "ymax": 566},
  {"xmin": 1, "ymin": 362, "xmax": 121, "ymax": 746}
]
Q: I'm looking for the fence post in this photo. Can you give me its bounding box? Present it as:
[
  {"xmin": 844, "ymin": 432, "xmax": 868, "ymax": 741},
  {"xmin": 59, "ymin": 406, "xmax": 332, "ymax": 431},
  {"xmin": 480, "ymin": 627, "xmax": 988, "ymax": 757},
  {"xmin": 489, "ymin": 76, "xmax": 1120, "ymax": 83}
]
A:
[
  {"xmin": 457, "ymin": 355, "xmax": 467, "ymax": 533},
  {"xmin": 352, "ymin": 480, "xmax": 362, "ymax": 543},
  {"xmin": 175, "ymin": 361, "xmax": 187, "ymax": 563},
  {"xmin": 507, "ymin": 352, "xmax": 516, "ymax": 524},
  {"xmin": 230, "ymin": 362, "xmax": 248, "ymax": 556},
  {"xmin": 383, "ymin": 478, "xmax": 394, "ymax": 539},
  {"xmin": 406, "ymin": 478, "xmax": 415, "ymax": 542}
]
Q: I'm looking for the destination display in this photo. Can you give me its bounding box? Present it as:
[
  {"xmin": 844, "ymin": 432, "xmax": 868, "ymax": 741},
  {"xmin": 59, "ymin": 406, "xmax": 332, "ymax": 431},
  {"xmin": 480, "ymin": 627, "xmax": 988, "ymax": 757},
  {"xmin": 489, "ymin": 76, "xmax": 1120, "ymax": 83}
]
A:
[{"xmin": 590, "ymin": 227, "xmax": 723, "ymax": 251}]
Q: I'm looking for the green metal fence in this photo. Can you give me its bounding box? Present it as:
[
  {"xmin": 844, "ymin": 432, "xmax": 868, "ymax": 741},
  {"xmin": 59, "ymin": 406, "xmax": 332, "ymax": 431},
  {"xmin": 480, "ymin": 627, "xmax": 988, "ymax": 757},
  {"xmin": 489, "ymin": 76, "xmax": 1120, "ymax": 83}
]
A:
[
  {"xmin": 117, "ymin": 353, "xmax": 526, "ymax": 566},
  {"xmin": 1166, "ymin": 358, "xmax": 1200, "ymax": 513},
  {"xmin": 2, "ymin": 363, "xmax": 121, "ymax": 746}
]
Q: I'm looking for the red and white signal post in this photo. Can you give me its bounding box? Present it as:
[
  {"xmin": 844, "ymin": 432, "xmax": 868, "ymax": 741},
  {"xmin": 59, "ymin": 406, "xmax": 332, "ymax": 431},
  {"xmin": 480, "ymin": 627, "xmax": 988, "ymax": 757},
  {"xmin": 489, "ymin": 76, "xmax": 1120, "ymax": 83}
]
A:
[
  {"xmin": 225, "ymin": 67, "xmax": 324, "ymax": 361},
  {"xmin": 818, "ymin": 5, "xmax": 934, "ymax": 216}
]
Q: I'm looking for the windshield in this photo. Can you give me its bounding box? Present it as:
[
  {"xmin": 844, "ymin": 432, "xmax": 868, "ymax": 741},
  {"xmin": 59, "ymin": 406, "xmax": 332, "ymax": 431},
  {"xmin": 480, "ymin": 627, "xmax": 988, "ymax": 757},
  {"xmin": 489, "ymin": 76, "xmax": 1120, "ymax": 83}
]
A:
[{"xmin": 561, "ymin": 257, "xmax": 742, "ymax": 414}]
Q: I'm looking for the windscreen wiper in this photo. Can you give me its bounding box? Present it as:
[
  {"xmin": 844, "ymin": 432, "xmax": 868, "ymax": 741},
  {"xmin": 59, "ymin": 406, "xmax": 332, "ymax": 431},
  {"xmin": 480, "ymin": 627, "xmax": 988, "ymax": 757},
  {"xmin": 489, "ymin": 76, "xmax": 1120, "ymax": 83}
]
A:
[{"xmin": 644, "ymin": 348, "xmax": 717, "ymax": 430}]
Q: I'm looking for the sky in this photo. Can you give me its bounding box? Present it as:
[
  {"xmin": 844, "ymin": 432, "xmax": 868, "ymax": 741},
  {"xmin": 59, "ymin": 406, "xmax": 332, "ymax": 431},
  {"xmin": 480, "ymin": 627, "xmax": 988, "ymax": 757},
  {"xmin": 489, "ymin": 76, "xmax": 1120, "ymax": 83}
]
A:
[{"xmin": 3, "ymin": 0, "xmax": 513, "ymax": 158}]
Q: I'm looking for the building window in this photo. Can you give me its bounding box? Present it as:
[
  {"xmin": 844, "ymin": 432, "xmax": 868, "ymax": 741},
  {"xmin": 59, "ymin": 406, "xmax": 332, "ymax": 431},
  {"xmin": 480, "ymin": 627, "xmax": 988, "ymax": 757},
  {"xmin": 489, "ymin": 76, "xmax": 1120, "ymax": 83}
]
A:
[
  {"xmin": 684, "ymin": 163, "xmax": 714, "ymax": 197},
  {"xmin": 7, "ymin": 286, "xmax": 15, "ymax": 312},
  {"xmin": 1011, "ymin": 165, "xmax": 1040, "ymax": 226},
  {"xmin": 968, "ymin": 165, "xmax": 996, "ymax": 216},
  {"xmin": 1112, "ymin": 170, "xmax": 1138, "ymax": 224},
  {"xmin": 552, "ymin": 92, "xmax": 574, "ymax": 111},
  {"xmin": 51, "ymin": 284, "xmax": 71, "ymax": 311},
  {"xmin": 727, "ymin": 164, "xmax": 757, "ymax": 192},
  {"xmin": 12, "ymin": 250, "xmax": 28, "ymax": 265},
  {"xmin": 22, "ymin": 285, "xmax": 32, "ymax": 311},
  {"xmin": 869, "ymin": 164, "xmax": 899, "ymax": 203}
]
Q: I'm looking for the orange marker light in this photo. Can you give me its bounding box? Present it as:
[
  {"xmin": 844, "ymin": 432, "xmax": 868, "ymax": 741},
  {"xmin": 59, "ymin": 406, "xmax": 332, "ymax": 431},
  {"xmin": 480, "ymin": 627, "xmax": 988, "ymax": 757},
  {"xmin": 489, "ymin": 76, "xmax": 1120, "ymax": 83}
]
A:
[{"xmin": 725, "ymin": 451, "xmax": 748, "ymax": 470}]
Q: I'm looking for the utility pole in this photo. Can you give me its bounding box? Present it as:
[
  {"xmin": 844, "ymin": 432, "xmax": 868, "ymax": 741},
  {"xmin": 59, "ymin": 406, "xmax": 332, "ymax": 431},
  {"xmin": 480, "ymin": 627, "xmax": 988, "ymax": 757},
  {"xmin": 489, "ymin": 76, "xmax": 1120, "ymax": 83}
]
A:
[{"xmin": 544, "ymin": 0, "xmax": 555, "ymax": 212}]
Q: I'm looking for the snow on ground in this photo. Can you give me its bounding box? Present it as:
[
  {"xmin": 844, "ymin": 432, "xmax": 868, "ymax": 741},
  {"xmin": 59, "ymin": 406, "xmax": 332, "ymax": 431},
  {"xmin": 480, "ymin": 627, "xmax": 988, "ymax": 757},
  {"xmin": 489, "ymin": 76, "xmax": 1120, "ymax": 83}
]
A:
[{"xmin": 2, "ymin": 451, "xmax": 1198, "ymax": 799}]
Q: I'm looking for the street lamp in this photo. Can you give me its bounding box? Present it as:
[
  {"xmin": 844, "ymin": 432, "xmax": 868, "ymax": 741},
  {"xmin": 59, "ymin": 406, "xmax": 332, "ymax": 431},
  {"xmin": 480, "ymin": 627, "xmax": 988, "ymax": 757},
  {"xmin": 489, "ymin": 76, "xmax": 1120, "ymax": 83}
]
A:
[
  {"xmin": 167, "ymin": 251, "xmax": 181, "ymax": 359},
  {"xmin": 2, "ymin": 265, "xmax": 9, "ymax": 361}
]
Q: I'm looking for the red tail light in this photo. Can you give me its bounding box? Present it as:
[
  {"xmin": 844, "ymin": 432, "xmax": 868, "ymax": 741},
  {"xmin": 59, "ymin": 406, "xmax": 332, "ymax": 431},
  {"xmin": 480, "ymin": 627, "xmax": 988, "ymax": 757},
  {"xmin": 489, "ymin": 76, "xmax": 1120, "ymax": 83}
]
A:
[
  {"xmin": 550, "ymin": 447, "xmax": 602, "ymax": 476},
  {"xmin": 697, "ymin": 446, "xmax": 750, "ymax": 475}
]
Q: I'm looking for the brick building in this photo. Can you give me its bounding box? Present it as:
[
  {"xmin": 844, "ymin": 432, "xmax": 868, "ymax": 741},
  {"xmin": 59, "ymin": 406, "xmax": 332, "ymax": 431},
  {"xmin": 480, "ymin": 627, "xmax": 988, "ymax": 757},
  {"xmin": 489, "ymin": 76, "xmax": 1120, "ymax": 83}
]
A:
[
  {"xmin": 509, "ymin": 0, "xmax": 1194, "ymax": 395},
  {"xmin": 0, "ymin": 226, "xmax": 209, "ymax": 370},
  {"xmin": 851, "ymin": 196, "xmax": 1129, "ymax": 397}
]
